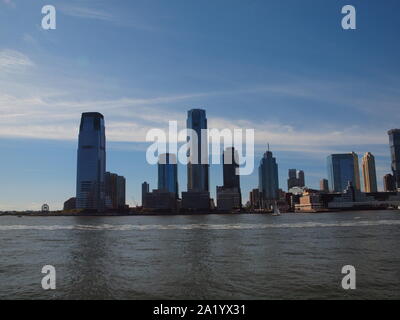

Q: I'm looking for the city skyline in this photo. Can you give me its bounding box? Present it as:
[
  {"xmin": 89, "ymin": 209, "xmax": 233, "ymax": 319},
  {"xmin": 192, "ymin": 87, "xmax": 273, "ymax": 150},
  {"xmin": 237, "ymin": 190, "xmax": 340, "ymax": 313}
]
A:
[{"xmin": 1, "ymin": 0, "xmax": 400, "ymax": 210}]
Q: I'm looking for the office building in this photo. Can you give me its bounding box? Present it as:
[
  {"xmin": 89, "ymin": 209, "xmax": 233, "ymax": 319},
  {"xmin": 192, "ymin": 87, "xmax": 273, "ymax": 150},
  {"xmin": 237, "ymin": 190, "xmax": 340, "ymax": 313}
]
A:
[
  {"xmin": 327, "ymin": 153, "xmax": 360, "ymax": 193},
  {"xmin": 76, "ymin": 112, "xmax": 106, "ymax": 211},
  {"xmin": 320, "ymin": 179, "xmax": 329, "ymax": 193},
  {"xmin": 158, "ymin": 153, "xmax": 178, "ymax": 198},
  {"xmin": 63, "ymin": 197, "xmax": 76, "ymax": 211},
  {"xmin": 105, "ymin": 172, "xmax": 126, "ymax": 210},
  {"xmin": 142, "ymin": 182, "xmax": 150, "ymax": 207},
  {"xmin": 249, "ymin": 189, "xmax": 261, "ymax": 209},
  {"xmin": 388, "ymin": 129, "xmax": 400, "ymax": 189},
  {"xmin": 287, "ymin": 169, "xmax": 305, "ymax": 189},
  {"xmin": 216, "ymin": 147, "xmax": 242, "ymax": 211},
  {"xmin": 143, "ymin": 189, "xmax": 177, "ymax": 211},
  {"xmin": 187, "ymin": 109, "xmax": 209, "ymax": 192},
  {"xmin": 362, "ymin": 152, "xmax": 378, "ymax": 192},
  {"xmin": 384, "ymin": 174, "xmax": 396, "ymax": 192},
  {"xmin": 259, "ymin": 148, "xmax": 279, "ymax": 203}
]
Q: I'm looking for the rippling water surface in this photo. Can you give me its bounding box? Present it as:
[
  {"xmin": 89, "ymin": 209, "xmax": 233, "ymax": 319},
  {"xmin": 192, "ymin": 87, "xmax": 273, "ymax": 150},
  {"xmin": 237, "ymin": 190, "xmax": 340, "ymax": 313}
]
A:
[{"xmin": 1, "ymin": 210, "xmax": 399, "ymax": 299}]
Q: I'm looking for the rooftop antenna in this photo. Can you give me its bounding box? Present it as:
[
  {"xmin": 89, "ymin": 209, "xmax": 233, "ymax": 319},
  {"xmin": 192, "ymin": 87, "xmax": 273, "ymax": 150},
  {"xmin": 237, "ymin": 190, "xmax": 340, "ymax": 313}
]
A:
[{"xmin": 267, "ymin": 143, "xmax": 270, "ymax": 151}]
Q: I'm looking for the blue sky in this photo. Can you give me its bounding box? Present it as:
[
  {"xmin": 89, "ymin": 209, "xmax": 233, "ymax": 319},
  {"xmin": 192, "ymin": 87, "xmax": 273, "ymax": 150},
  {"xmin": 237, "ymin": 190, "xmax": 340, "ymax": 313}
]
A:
[{"xmin": 0, "ymin": 0, "xmax": 399, "ymax": 210}]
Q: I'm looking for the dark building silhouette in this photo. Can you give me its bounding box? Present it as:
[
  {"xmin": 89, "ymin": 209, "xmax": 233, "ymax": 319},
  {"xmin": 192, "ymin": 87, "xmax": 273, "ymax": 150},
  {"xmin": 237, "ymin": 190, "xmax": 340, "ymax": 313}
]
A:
[
  {"xmin": 76, "ymin": 112, "xmax": 106, "ymax": 211},
  {"xmin": 249, "ymin": 188, "xmax": 261, "ymax": 209},
  {"xmin": 105, "ymin": 172, "xmax": 126, "ymax": 210},
  {"xmin": 258, "ymin": 148, "xmax": 279, "ymax": 203},
  {"xmin": 63, "ymin": 197, "xmax": 76, "ymax": 211},
  {"xmin": 287, "ymin": 169, "xmax": 305, "ymax": 190},
  {"xmin": 216, "ymin": 147, "xmax": 242, "ymax": 211},
  {"xmin": 383, "ymin": 174, "xmax": 396, "ymax": 192},
  {"xmin": 141, "ymin": 182, "xmax": 149, "ymax": 207},
  {"xmin": 388, "ymin": 129, "xmax": 400, "ymax": 189}
]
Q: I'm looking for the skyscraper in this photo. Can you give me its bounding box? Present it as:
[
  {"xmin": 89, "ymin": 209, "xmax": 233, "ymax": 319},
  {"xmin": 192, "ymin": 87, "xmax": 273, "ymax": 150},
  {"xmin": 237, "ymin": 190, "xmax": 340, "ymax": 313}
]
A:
[
  {"xmin": 105, "ymin": 172, "xmax": 126, "ymax": 209},
  {"xmin": 187, "ymin": 109, "xmax": 209, "ymax": 192},
  {"xmin": 141, "ymin": 182, "xmax": 150, "ymax": 207},
  {"xmin": 222, "ymin": 147, "xmax": 240, "ymax": 189},
  {"xmin": 327, "ymin": 153, "xmax": 360, "ymax": 193},
  {"xmin": 158, "ymin": 153, "xmax": 178, "ymax": 198},
  {"xmin": 383, "ymin": 174, "xmax": 396, "ymax": 192},
  {"xmin": 287, "ymin": 169, "xmax": 305, "ymax": 189},
  {"xmin": 388, "ymin": 129, "xmax": 400, "ymax": 189},
  {"xmin": 320, "ymin": 179, "xmax": 329, "ymax": 193},
  {"xmin": 216, "ymin": 147, "xmax": 242, "ymax": 211},
  {"xmin": 258, "ymin": 149, "xmax": 279, "ymax": 202},
  {"xmin": 362, "ymin": 152, "xmax": 377, "ymax": 193},
  {"xmin": 76, "ymin": 112, "xmax": 106, "ymax": 211}
]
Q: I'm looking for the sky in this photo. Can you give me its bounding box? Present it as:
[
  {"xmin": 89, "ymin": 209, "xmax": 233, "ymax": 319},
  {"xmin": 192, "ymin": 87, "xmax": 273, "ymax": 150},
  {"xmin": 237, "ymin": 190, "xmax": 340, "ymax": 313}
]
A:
[{"xmin": 0, "ymin": 0, "xmax": 399, "ymax": 210}]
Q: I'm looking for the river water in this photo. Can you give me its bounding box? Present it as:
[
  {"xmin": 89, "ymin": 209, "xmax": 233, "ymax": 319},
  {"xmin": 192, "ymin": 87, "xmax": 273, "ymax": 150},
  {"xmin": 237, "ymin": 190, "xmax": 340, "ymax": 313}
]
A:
[{"xmin": 0, "ymin": 210, "xmax": 399, "ymax": 299}]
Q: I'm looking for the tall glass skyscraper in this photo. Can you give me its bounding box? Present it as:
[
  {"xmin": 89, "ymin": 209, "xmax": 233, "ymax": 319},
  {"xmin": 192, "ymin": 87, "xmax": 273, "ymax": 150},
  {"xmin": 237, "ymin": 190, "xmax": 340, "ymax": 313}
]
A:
[
  {"xmin": 258, "ymin": 149, "xmax": 279, "ymax": 201},
  {"xmin": 158, "ymin": 153, "xmax": 178, "ymax": 198},
  {"xmin": 76, "ymin": 112, "xmax": 106, "ymax": 211},
  {"xmin": 362, "ymin": 152, "xmax": 377, "ymax": 193},
  {"xmin": 187, "ymin": 109, "xmax": 209, "ymax": 192},
  {"xmin": 327, "ymin": 153, "xmax": 360, "ymax": 193},
  {"xmin": 388, "ymin": 129, "xmax": 400, "ymax": 189}
]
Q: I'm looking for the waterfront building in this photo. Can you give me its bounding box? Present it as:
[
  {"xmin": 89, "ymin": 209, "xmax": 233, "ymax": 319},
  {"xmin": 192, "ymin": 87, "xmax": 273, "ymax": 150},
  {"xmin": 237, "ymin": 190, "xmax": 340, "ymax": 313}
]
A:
[
  {"xmin": 105, "ymin": 172, "xmax": 126, "ymax": 210},
  {"xmin": 327, "ymin": 152, "xmax": 360, "ymax": 193},
  {"xmin": 216, "ymin": 147, "xmax": 242, "ymax": 211},
  {"xmin": 287, "ymin": 169, "xmax": 305, "ymax": 190},
  {"xmin": 187, "ymin": 109, "xmax": 209, "ymax": 192},
  {"xmin": 383, "ymin": 174, "xmax": 396, "ymax": 192},
  {"xmin": 63, "ymin": 197, "xmax": 76, "ymax": 211},
  {"xmin": 320, "ymin": 179, "xmax": 329, "ymax": 193},
  {"xmin": 258, "ymin": 148, "xmax": 279, "ymax": 205},
  {"xmin": 249, "ymin": 188, "xmax": 261, "ymax": 209},
  {"xmin": 143, "ymin": 189, "xmax": 177, "ymax": 211},
  {"xmin": 142, "ymin": 182, "xmax": 150, "ymax": 207},
  {"xmin": 362, "ymin": 152, "xmax": 378, "ymax": 193},
  {"xmin": 76, "ymin": 112, "xmax": 106, "ymax": 211},
  {"xmin": 388, "ymin": 129, "xmax": 400, "ymax": 189},
  {"xmin": 158, "ymin": 153, "xmax": 178, "ymax": 198},
  {"xmin": 181, "ymin": 191, "xmax": 210, "ymax": 211}
]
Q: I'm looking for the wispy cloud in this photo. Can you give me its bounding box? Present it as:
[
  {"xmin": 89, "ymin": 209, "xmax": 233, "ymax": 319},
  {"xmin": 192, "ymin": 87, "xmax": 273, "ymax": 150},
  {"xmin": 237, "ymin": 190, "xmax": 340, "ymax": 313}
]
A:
[
  {"xmin": 0, "ymin": 49, "xmax": 35, "ymax": 72},
  {"xmin": 58, "ymin": 4, "xmax": 114, "ymax": 22}
]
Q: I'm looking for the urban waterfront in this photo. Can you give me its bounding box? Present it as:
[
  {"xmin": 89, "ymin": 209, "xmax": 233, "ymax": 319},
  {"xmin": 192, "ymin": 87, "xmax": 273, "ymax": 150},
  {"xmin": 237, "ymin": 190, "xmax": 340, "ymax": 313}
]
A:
[{"xmin": 1, "ymin": 210, "xmax": 399, "ymax": 300}]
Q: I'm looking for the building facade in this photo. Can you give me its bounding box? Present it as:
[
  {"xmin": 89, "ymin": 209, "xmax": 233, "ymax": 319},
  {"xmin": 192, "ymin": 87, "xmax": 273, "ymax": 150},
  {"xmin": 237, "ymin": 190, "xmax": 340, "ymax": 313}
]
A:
[
  {"xmin": 327, "ymin": 153, "xmax": 360, "ymax": 193},
  {"xmin": 320, "ymin": 179, "xmax": 329, "ymax": 193},
  {"xmin": 362, "ymin": 152, "xmax": 378, "ymax": 193},
  {"xmin": 383, "ymin": 174, "xmax": 396, "ymax": 192},
  {"xmin": 76, "ymin": 112, "xmax": 106, "ymax": 211},
  {"xmin": 187, "ymin": 109, "xmax": 209, "ymax": 192},
  {"xmin": 142, "ymin": 182, "xmax": 150, "ymax": 207},
  {"xmin": 287, "ymin": 169, "xmax": 305, "ymax": 189},
  {"xmin": 105, "ymin": 172, "xmax": 126, "ymax": 210},
  {"xmin": 158, "ymin": 153, "xmax": 178, "ymax": 198},
  {"xmin": 388, "ymin": 129, "xmax": 400, "ymax": 189},
  {"xmin": 258, "ymin": 149, "xmax": 279, "ymax": 202}
]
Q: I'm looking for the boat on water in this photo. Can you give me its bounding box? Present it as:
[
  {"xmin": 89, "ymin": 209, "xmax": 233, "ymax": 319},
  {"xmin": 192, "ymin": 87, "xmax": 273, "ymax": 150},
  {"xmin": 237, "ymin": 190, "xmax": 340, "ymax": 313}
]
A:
[{"xmin": 272, "ymin": 201, "xmax": 280, "ymax": 216}]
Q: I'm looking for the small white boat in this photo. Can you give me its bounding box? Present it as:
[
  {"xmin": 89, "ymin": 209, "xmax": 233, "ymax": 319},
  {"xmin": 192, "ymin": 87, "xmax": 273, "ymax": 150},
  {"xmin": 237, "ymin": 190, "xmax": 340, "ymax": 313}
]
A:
[{"xmin": 272, "ymin": 201, "xmax": 280, "ymax": 216}]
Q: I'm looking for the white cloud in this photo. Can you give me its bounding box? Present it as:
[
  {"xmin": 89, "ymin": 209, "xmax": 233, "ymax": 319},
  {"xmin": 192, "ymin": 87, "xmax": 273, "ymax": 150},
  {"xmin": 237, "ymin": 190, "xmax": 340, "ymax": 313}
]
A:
[{"xmin": 0, "ymin": 49, "xmax": 34, "ymax": 72}]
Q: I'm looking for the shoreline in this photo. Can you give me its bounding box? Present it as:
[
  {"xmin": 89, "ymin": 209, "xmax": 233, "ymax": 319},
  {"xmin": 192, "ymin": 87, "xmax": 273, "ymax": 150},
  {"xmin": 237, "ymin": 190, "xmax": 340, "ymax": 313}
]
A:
[{"xmin": 1, "ymin": 208, "xmax": 399, "ymax": 217}]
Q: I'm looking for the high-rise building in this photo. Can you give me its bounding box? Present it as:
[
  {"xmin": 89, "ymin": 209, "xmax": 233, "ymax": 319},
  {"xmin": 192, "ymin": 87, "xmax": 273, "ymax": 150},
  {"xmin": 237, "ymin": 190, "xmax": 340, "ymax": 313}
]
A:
[
  {"xmin": 222, "ymin": 147, "xmax": 240, "ymax": 189},
  {"xmin": 287, "ymin": 169, "xmax": 305, "ymax": 189},
  {"xmin": 187, "ymin": 109, "xmax": 209, "ymax": 192},
  {"xmin": 142, "ymin": 182, "xmax": 149, "ymax": 207},
  {"xmin": 383, "ymin": 174, "xmax": 396, "ymax": 192},
  {"xmin": 249, "ymin": 189, "xmax": 261, "ymax": 209},
  {"xmin": 320, "ymin": 179, "xmax": 329, "ymax": 193},
  {"xmin": 327, "ymin": 153, "xmax": 360, "ymax": 193},
  {"xmin": 259, "ymin": 149, "xmax": 279, "ymax": 202},
  {"xmin": 216, "ymin": 147, "xmax": 242, "ymax": 211},
  {"xmin": 158, "ymin": 153, "xmax": 178, "ymax": 198},
  {"xmin": 388, "ymin": 129, "xmax": 400, "ymax": 189},
  {"xmin": 105, "ymin": 172, "xmax": 126, "ymax": 209},
  {"xmin": 297, "ymin": 170, "xmax": 305, "ymax": 187},
  {"xmin": 362, "ymin": 152, "xmax": 378, "ymax": 193},
  {"xmin": 76, "ymin": 112, "xmax": 106, "ymax": 211}
]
